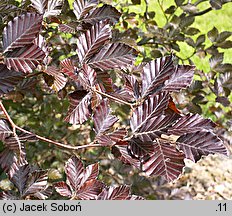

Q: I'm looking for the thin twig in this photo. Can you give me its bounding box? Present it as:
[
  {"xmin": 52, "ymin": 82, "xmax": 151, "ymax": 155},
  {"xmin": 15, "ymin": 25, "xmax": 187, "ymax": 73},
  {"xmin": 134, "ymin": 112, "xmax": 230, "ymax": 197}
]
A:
[
  {"xmin": 157, "ymin": 0, "xmax": 168, "ymax": 22},
  {"xmin": 189, "ymin": 7, "xmax": 212, "ymax": 17},
  {"xmin": 94, "ymin": 89, "xmax": 134, "ymax": 108},
  {"xmin": 0, "ymin": 100, "xmax": 102, "ymax": 151}
]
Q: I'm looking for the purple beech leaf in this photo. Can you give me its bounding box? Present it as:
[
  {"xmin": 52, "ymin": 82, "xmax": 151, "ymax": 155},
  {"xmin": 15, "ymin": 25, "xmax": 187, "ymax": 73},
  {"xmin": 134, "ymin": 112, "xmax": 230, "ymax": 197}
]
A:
[
  {"xmin": 112, "ymin": 145, "xmax": 140, "ymax": 169},
  {"xmin": 0, "ymin": 64, "xmax": 25, "ymax": 96},
  {"xmin": 96, "ymin": 71, "xmax": 114, "ymax": 93},
  {"xmin": 141, "ymin": 55, "xmax": 174, "ymax": 98},
  {"xmin": 44, "ymin": 65, "xmax": 67, "ymax": 92},
  {"xmin": 58, "ymin": 23, "xmax": 76, "ymax": 33},
  {"xmin": 168, "ymin": 113, "xmax": 217, "ymax": 136},
  {"xmin": 76, "ymin": 179, "xmax": 104, "ymax": 200},
  {"xmin": 44, "ymin": 0, "xmax": 63, "ymax": 18},
  {"xmin": 93, "ymin": 99, "xmax": 118, "ymax": 136},
  {"xmin": 77, "ymin": 20, "xmax": 111, "ymax": 63},
  {"xmin": 8, "ymin": 163, "xmax": 30, "ymax": 196},
  {"xmin": 60, "ymin": 59, "xmax": 79, "ymax": 82},
  {"xmin": 88, "ymin": 43, "xmax": 137, "ymax": 71},
  {"xmin": 23, "ymin": 170, "xmax": 48, "ymax": 197},
  {"xmin": 34, "ymin": 186, "xmax": 53, "ymax": 200},
  {"xmin": 54, "ymin": 181, "xmax": 72, "ymax": 197},
  {"xmin": 130, "ymin": 92, "xmax": 170, "ymax": 132},
  {"xmin": 0, "ymin": 147, "xmax": 26, "ymax": 173},
  {"xmin": 123, "ymin": 74, "xmax": 140, "ymax": 99},
  {"xmin": 97, "ymin": 185, "xmax": 130, "ymax": 200},
  {"xmin": 31, "ymin": 0, "xmax": 47, "ymax": 14},
  {"xmin": 142, "ymin": 140, "xmax": 185, "ymax": 182},
  {"xmin": 79, "ymin": 64, "xmax": 97, "ymax": 88},
  {"xmin": 176, "ymin": 131, "xmax": 229, "ymax": 162},
  {"xmin": 0, "ymin": 191, "xmax": 17, "ymax": 200},
  {"xmin": 65, "ymin": 156, "xmax": 84, "ymax": 191},
  {"xmin": 110, "ymin": 88, "xmax": 135, "ymax": 102},
  {"xmin": 80, "ymin": 163, "xmax": 99, "ymax": 185},
  {"xmin": 65, "ymin": 90, "xmax": 91, "ymax": 125},
  {"xmin": 163, "ymin": 65, "xmax": 195, "ymax": 92},
  {"xmin": 127, "ymin": 137, "xmax": 154, "ymax": 160},
  {"xmin": 96, "ymin": 128, "xmax": 128, "ymax": 146},
  {"xmin": 83, "ymin": 5, "xmax": 121, "ymax": 25},
  {"xmin": 0, "ymin": 119, "xmax": 13, "ymax": 141},
  {"xmin": 4, "ymin": 44, "xmax": 45, "ymax": 73},
  {"xmin": 4, "ymin": 132, "xmax": 37, "ymax": 152},
  {"xmin": 73, "ymin": 0, "xmax": 98, "ymax": 20},
  {"xmin": 3, "ymin": 13, "xmax": 43, "ymax": 53}
]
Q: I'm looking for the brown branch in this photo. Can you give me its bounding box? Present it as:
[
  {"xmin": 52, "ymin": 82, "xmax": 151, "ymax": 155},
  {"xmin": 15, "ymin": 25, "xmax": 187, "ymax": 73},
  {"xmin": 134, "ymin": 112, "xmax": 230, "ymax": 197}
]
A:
[{"xmin": 0, "ymin": 100, "xmax": 102, "ymax": 151}]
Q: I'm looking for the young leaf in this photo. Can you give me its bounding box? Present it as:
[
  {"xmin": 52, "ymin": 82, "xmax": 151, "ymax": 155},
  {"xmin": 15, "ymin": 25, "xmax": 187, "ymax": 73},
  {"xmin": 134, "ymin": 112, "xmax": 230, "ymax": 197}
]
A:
[
  {"xmin": 176, "ymin": 131, "xmax": 229, "ymax": 162},
  {"xmin": 65, "ymin": 90, "xmax": 91, "ymax": 125},
  {"xmin": 83, "ymin": 5, "xmax": 121, "ymax": 25},
  {"xmin": 4, "ymin": 44, "xmax": 45, "ymax": 73},
  {"xmin": 141, "ymin": 55, "xmax": 174, "ymax": 98},
  {"xmin": 163, "ymin": 65, "xmax": 195, "ymax": 92},
  {"xmin": 0, "ymin": 119, "xmax": 13, "ymax": 141},
  {"xmin": 77, "ymin": 20, "xmax": 111, "ymax": 63},
  {"xmin": 88, "ymin": 43, "xmax": 137, "ymax": 71},
  {"xmin": 44, "ymin": 65, "xmax": 67, "ymax": 92},
  {"xmin": 0, "ymin": 64, "xmax": 24, "ymax": 96},
  {"xmin": 73, "ymin": 0, "xmax": 98, "ymax": 20},
  {"xmin": 168, "ymin": 113, "xmax": 216, "ymax": 136},
  {"xmin": 3, "ymin": 13, "xmax": 43, "ymax": 53},
  {"xmin": 93, "ymin": 99, "xmax": 118, "ymax": 136},
  {"xmin": 142, "ymin": 140, "xmax": 185, "ymax": 182}
]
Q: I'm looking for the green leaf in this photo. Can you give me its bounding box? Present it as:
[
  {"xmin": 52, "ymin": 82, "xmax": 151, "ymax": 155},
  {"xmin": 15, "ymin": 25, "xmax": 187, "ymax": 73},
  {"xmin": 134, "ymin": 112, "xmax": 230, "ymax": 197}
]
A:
[
  {"xmin": 207, "ymin": 27, "xmax": 218, "ymax": 42},
  {"xmin": 216, "ymin": 40, "xmax": 232, "ymax": 49},
  {"xmin": 216, "ymin": 31, "xmax": 232, "ymax": 43},
  {"xmin": 195, "ymin": 35, "xmax": 205, "ymax": 47},
  {"xmin": 185, "ymin": 27, "xmax": 200, "ymax": 36},
  {"xmin": 165, "ymin": 5, "xmax": 176, "ymax": 14},
  {"xmin": 175, "ymin": 0, "xmax": 185, "ymax": 6},
  {"xmin": 131, "ymin": 0, "xmax": 141, "ymax": 5}
]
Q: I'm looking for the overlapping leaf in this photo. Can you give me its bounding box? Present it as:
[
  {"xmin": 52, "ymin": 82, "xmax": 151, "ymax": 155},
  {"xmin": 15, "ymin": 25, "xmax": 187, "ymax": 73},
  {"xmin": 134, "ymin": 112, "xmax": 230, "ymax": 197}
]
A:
[
  {"xmin": 79, "ymin": 64, "xmax": 97, "ymax": 88},
  {"xmin": 3, "ymin": 13, "xmax": 43, "ymax": 53},
  {"xmin": 77, "ymin": 20, "xmax": 111, "ymax": 63},
  {"xmin": 8, "ymin": 163, "xmax": 30, "ymax": 196},
  {"xmin": 23, "ymin": 170, "xmax": 48, "ymax": 197},
  {"xmin": 44, "ymin": 65, "xmax": 67, "ymax": 92},
  {"xmin": 142, "ymin": 140, "xmax": 185, "ymax": 182},
  {"xmin": 55, "ymin": 156, "xmax": 103, "ymax": 200},
  {"xmin": 88, "ymin": 43, "xmax": 137, "ymax": 71},
  {"xmin": 176, "ymin": 131, "xmax": 229, "ymax": 162},
  {"xmin": 4, "ymin": 44, "xmax": 45, "ymax": 73},
  {"xmin": 168, "ymin": 113, "xmax": 216, "ymax": 136},
  {"xmin": 127, "ymin": 137, "xmax": 154, "ymax": 160},
  {"xmin": 130, "ymin": 91, "xmax": 170, "ymax": 133},
  {"xmin": 60, "ymin": 59, "xmax": 79, "ymax": 82},
  {"xmin": 31, "ymin": 0, "xmax": 63, "ymax": 17},
  {"xmin": 65, "ymin": 90, "xmax": 91, "ymax": 125},
  {"xmin": 83, "ymin": 5, "xmax": 121, "ymax": 25},
  {"xmin": 0, "ymin": 65, "xmax": 25, "ymax": 96},
  {"xmin": 163, "ymin": 65, "xmax": 195, "ymax": 91},
  {"xmin": 93, "ymin": 99, "xmax": 118, "ymax": 136},
  {"xmin": 73, "ymin": 0, "xmax": 98, "ymax": 20},
  {"xmin": 141, "ymin": 55, "xmax": 174, "ymax": 98},
  {"xmin": 96, "ymin": 128, "xmax": 127, "ymax": 146},
  {"xmin": 0, "ymin": 119, "xmax": 13, "ymax": 141}
]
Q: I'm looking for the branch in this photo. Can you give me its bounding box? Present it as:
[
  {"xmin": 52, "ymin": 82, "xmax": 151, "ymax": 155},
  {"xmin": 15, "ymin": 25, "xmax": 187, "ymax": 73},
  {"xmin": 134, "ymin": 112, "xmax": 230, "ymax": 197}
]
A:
[
  {"xmin": 189, "ymin": 7, "xmax": 212, "ymax": 17},
  {"xmin": 0, "ymin": 100, "xmax": 102, "ymax": 151}
]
